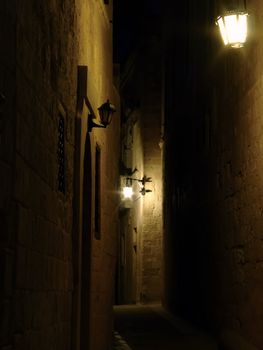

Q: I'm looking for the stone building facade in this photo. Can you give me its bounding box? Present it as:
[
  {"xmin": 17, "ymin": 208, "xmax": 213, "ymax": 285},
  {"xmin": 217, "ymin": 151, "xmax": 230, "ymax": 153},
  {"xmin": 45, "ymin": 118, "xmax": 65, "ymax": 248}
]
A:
[
  {"xmin": 0, "ymin": 1, "xmax": 119, "ymax": 350},
  {"xmin": 163, "ymin": 0, "xmax": 263, "ymax": 349},
  {"xmin": 116, "ymin": 21, "xmax": 163, "ymax": 305}
]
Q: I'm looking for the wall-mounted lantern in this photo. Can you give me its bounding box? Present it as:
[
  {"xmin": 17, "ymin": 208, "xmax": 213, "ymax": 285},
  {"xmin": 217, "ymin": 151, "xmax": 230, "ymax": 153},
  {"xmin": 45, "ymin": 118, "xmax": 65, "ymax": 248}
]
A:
[
  {"xmin": 122, "ymin": 178, "xmax": 134, "ymax": 199},
  {"xmin": 138, "ymin": 176, "xmax": 152, "ymax": 196},
  {"xmin": 216, "ymin": 1, "xmax": 248, "ymax": 48},
  {"xmin": 88, "ymin": 99, "xmax": 116, "ymax": 132},
  {"xmin": 122, "ymin": 175, "xmax": 152, "ymax": 200}
]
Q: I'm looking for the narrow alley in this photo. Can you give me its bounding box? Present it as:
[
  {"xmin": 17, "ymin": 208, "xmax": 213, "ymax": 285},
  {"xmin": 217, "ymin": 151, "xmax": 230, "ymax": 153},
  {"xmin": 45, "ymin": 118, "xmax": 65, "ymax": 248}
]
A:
[{"xmin": 1, "ymin": 0, "xmax": 263, "ymax": 350}]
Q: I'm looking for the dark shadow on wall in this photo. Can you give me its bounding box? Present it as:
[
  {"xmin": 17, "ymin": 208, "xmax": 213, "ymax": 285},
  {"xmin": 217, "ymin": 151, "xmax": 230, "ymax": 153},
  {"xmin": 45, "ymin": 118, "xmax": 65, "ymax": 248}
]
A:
[
  {"xmin": 80, "ymin": 133, "xmax": 92, "ymax": 349},
  {"xmin": 71, "ymin": 117, "xmax": 93, "ymax": 350}
]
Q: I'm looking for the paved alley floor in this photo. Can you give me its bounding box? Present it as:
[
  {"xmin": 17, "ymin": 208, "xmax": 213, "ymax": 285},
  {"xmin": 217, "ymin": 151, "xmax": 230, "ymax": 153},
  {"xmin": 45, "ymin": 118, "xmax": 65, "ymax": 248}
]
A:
[{"xmin": 113, "ymin": 304, "xmax": 218, "ymax": 350}]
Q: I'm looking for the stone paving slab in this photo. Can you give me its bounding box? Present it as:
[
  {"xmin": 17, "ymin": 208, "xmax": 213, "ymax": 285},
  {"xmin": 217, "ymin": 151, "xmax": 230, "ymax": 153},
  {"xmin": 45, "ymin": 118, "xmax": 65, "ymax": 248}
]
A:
[
  {"xmin": 113, "ymin": 332, "xmax": 132, "ymax": 350},
  {"xmin": 113, "ymin": 304, "xmax": 218, "ymax": 350}
]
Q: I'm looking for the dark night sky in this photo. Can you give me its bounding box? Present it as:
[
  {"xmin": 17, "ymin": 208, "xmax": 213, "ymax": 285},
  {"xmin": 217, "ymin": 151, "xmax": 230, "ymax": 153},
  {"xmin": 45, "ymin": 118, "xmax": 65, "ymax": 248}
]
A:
[{"xmin": 113, "ymin": 0, "xmax": 161, "ymax": 64}]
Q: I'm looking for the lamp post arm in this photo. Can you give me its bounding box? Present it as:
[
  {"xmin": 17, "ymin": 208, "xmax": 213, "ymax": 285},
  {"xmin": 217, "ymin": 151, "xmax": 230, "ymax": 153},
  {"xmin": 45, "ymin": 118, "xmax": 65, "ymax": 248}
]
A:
[{"xmin": 88, "ymin": 115, "xmax": 106, "ymax": 132}]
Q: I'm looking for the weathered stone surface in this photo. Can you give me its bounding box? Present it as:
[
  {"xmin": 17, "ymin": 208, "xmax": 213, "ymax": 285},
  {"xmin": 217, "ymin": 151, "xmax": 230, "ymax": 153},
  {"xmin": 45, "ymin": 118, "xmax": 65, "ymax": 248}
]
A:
[
  {"xmin": 1, "ymin": 0, "xmax": 119, "ymax": 349},
  {"xmin": 163, "ymin": 1, "xmax": 263, "ymax": 349},
  {"xmin": 117, "ymin": 31, "xmax": 163, "ymax": 304}
]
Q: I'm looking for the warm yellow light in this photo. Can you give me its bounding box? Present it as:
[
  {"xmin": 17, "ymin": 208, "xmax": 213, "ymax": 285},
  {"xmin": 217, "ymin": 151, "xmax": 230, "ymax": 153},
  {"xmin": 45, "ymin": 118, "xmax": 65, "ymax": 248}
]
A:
[
  {"xmin": 217, "ymin": 16, "xmax": 228, "ymax": 45},
  {"xmin": 123, "ymin": 186, "xmax": 133, "ymax": 199},
  {"xmin": 216, "ymin": 12, "xmax": 248, "ymax": 48}
]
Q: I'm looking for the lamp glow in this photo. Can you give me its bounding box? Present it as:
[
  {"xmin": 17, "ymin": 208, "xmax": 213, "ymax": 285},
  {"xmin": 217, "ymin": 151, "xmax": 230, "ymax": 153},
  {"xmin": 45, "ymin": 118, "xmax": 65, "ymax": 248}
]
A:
[
  {"xmin": 216, "ymin": 12, "xmax": 248, "ymax": 48},
  {"xmin": 123, "ymin": 186, "xmax": 133, "ymax": 199}
]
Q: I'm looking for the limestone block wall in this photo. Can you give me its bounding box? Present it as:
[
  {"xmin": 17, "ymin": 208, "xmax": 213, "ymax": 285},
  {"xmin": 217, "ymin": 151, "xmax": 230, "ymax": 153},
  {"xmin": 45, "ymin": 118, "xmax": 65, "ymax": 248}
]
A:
[
  {"xmin": 11, "ymin": 1, "xmax": 77, "ymax": 349},
  {"xmin": 119, "ymin": 31, "xmax": 163, "ymax": 304},
  {"xmin": 0, "ymin": 0, "xmax": 120, "ymax": 350},
  {"xmin": 119, "ymin": 105, "xmax": 162, "ymax": 305},
  {"xmin": 75, "ymin": 1, "xmax": 120, "ymax": 349},
  {"xmin": 140, "ymin": 46, "xmax": 163, "ymax": 303},
  {"xmin": 131, "ymin": 120, "xmax": 144, "ymax": 302},
  {"xmin": 87, "ymin": 112, "xmax": 120, "ymax": 350},
  {"xmin": 163, "ymin": 0, "xmax": 263, "ymax": 348},
  {"xmin": 209, "ymin": 2, "xmax": 263, "ymax": 346},
  {"xmin": 118, "ymin": 114, "xmax": 144, "ymax": 304}
]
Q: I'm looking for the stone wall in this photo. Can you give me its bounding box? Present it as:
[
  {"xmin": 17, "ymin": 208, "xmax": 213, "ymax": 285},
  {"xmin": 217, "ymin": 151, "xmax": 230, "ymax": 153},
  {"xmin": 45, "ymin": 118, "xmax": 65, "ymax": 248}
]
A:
[
  {"xmin": 0, "ymin": 0, "xmax": 120, "ymax": 349},
  {"xmin": 163, "ymin": 0, "xmax": 263, "ymax": 348},
  {"xmin": 9, "ymin": 0, "xmax": 76, "ymax": 349},
  {"xmin": 119, "ymin": 28, "xmax": 163, "ymax": 304},
  {"xmin": 209, "ymin": 1, "xmax": 263, "ymax": 346},
  {"xmin": 140, "ymin": 37, "xmax": 163, "ymax": 303},
  {"xmin": 75, "ymin": 1, "xmax": 120, "ymax": 349}
]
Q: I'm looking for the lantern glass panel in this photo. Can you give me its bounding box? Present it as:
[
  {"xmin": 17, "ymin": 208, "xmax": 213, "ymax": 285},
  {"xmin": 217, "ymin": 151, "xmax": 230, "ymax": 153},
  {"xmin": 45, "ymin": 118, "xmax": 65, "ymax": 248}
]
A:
[
  {"xmin": 217, "ymin": 13, "xmax": 248, "ymax": 48},
  {"xmin": 123, "ymin": 186, "xmax": 133, "ymax": 199}
]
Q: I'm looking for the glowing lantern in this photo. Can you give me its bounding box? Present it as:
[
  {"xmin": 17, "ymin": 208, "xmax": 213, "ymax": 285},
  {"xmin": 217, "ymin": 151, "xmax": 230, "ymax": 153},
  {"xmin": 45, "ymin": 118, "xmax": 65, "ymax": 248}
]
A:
[
  {"xmin": 123, "ymin": 186, "xmax": 134, "ymax": 199},
  {"xmin": 122, "ymin": 178, "xmax": 133, "ymax": 199},
  {"xmin": 216, "ymin": 11, "xmax": 248, "ymax": 48}
]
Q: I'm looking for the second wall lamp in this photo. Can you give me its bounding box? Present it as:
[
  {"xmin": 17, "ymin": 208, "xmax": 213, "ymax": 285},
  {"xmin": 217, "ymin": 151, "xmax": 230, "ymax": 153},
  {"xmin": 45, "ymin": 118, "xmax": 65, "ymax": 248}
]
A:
[
  {"xmin": 122, "ymin": 175, "xmax": 152, "ymax": 199},
  {"xmin": 123, "ymin": 178, "xmax": 134, "ymax": 199}
]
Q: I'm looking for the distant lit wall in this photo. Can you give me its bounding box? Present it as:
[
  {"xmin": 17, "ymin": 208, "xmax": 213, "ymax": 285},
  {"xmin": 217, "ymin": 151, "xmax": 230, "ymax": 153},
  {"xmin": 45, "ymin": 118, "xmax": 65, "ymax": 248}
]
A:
[
  {"xmin": 140, "ymin": 59, "xmax": 163, "ymax": 304},
  {"xmin": 119, "ymin": 27, "xmax": 163, "ymax": 304}
]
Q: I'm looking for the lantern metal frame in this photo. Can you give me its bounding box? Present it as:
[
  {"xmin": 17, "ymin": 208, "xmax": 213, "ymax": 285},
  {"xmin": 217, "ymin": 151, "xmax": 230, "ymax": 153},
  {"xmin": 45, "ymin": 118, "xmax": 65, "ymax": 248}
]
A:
[
  {"xmin": 122, "ymin": 177, "xmax": 134, "ymax": 199},
  {"xmin": 88, "ymin": 99, "xmax": 116, "ymax": 132},
  {"xmin": 122, "ymin": 175, "xmax": 152, "ymax": 197},
  {"xmin": 216, "ymin": 0, "xmax": 248, "ymax": 49}
]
